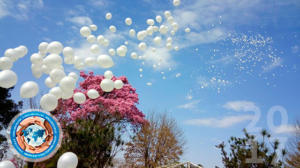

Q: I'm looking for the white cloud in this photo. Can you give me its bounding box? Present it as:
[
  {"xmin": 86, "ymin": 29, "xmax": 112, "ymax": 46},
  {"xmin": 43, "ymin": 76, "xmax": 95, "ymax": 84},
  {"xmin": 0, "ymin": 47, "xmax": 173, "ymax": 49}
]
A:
[
  {"xmin": 262, "ymin": 57, "xmax": 283, "ymax": 72},
  {"xmin": 223, "ymin": 101, "xmax": 259, "ymax": 112},
  {"xmin": 178, "ymin": 100, "xmax": 201, "ymax": 109},
  {"xmin": 142, "ymin": 47, "xmax": 174, "ymax": 69},
  {"xmin": 273, "ymin": 125, "xmax": 299, "ymax": 134},
  {"xmin": 0, "ymin": 0, "xmax": 9, "ymax": 18},
  {"xmin": 185, "ymin": 115, "xmax": 254, "ymax": 128},
  {"xmin": 0, "ymin": 0, "xmax": 43, "ymax": 19},
  {"xmin": 67, "ymin": 16, "xmax": 93, "ymax": 26}
]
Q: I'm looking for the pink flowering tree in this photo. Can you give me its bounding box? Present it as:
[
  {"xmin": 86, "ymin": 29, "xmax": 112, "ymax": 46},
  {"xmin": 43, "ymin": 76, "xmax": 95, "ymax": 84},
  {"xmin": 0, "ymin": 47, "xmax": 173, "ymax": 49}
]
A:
[{"xmin": 40, "ymin": 71, "xmax": 147, "ymax": 168}]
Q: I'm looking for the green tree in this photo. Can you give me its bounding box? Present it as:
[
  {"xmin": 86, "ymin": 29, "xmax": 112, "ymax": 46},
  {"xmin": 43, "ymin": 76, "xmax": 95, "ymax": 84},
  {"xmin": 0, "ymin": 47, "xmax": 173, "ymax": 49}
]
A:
[
  {"xmin": 216, "ymin": 129, "xmax": 286, "ymax": 168},
  {"xmin": 0, "ymin": 87, "xmax": 23, "ymax": 159},
  {"xmin": 285, "ymin": 122, "xmax": 300, "ymax": 168}
]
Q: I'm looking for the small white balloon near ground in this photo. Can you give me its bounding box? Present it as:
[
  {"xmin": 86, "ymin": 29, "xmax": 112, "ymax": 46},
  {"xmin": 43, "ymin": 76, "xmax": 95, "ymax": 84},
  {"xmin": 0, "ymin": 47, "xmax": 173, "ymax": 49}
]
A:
[
  {"xmin": 20, "ymin": 81, "xmax": 39, "ymax": 98},
  {"xmin": 73, "ymin": 92, "xmax": 86, "ymax": 104},
  {"xmin": 57, "ymin": 152, "xmax": 78, "ymax": 168},
  {"xmin": 114, "ymin": 80, "xmax": 124, "ymax": 89},
  {"xmin": 87, "ymin": 89, "xmax": 99, "ymax": 99},
  {"xmin": 50, "ymin": 87, "xmax": 63, "ymax": 99},
  {"xmin": 40, "ymin": 93, "xmax": 58, "ymax": 111},
  {"xmin": 100, "ymin": 79, "xmax": 114, "ymax": 92},
  {"xmin": 0, "ymin": 70, "xmax": 18, "ymax": 88},
  {"xmin": 104, "ymin": 70, "xmax": 113, "ymax": 79},
  {"xmin": 60, "ymin": 76, "xmax": 76, "ymax": 91}
]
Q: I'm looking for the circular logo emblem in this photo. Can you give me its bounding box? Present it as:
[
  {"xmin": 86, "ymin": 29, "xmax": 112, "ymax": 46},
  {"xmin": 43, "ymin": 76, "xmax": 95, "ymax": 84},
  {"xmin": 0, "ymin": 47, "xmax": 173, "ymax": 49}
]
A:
[{"xmin": 7, "ymin": 109, "xmax": 62, "ymax": 162}]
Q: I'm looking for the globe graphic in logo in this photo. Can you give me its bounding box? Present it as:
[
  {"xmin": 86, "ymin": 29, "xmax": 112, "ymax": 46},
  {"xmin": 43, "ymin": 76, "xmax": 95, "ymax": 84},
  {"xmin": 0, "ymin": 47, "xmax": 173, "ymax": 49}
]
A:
[{"xmin": 8, "ymin": 110, "xmax": 62, "ymax": 162}]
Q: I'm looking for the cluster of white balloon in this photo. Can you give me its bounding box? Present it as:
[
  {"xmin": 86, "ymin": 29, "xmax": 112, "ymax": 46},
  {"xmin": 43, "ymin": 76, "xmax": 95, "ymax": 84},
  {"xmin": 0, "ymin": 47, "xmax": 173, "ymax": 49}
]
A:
[{"xmin": 0, "ymin": 152, "xmax": 78, "ymax": 168}]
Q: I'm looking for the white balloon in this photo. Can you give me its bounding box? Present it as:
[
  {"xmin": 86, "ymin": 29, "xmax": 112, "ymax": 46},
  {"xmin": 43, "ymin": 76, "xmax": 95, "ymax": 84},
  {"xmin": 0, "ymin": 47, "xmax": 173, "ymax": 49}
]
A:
[
  {"xmin": 68, "ymin": 72, "xmax": 78, "ymax": 81},
  {"xmin": 0, "ymin": 70, "xmax": 17, "ymax": 88},
  {"xmin": 43, "ymin": 54, "xmax": 63, "ymax": 68},
  {"xmin": 0, "ymin": 160, "xmax": 15, "ymax": 168},
  {"xmin": 125, "ymin": 17, "xmax": 132, "ymax": 25},
  {"xmin": 15, "ymin": 45, "xmax": 28, "ymax": 58},
  {"xmin": 59, "ymin": 76, "xmax": 76, "ymax": 91},
  {"xmin": 159, "ymin": 25, "xmax": 169, "ymax": 34},
  {"xmin": 109, "ymin": 25, "xmax": 117, "ymax": 33},
  {"xmin": 172, "ymin": 22, "xmax": 179, "ymax": 31},
  {"xmin": 164, "ymin": 11, "xmax": 171, "ymax": 18},
  {"xmin": 167, "ymin": 16, "xmax": 174, "ymax": 23},
  {"xmin": 63, "ymin": 47, "xmax": 74, "ymax": 57},
  {"xmin": 124, "ymin": 41, "xmax": 129, "ymax": 45},
  {"xmin": 50, "ymin": 87, "xmax": 63, "ymax": 99},
  {"xmin": 153, "ymin": 36, "xmax": 162, "ymax": 45},
  {"xmin": 64, "ymin": 56, "xmax": 75, "ymax": 64},
  {"xmin": 97, "ymin": 55, "xmax": 114, "ymax": 68},
  {"xmin": 156, "ymin": 15, "xmax": 162, "ymax": 23},
  {"xmin": 4, "ymin": 48, "xmax": 18, "ymax": 62},
  {"xmin": 104, "ymin": 70, "xmax": 113, "ymax": 79},
  {"xmin": 167, "ymin": 37, "xmax": 173, "ymax": 43},
  {"xmin": 39, "ymin": 42, "xmax": 49, "ymax": 53},
  {"xmin": 97, "ymin": 35, "xmax": 105, "ymax": 44},
  {"xmin": 74, "ymin": 56, "xmax": 83, "ymax": 66},
  {"xmin": 73, "ymin": 92, "xmax": 86, "ymax": 104},
  {"xmin": 47, "ymin": 41, "xmax": 63, "ymax": 54},
  {"xmin": 0, "ymin": 57, "xmax": 13, "ymax": 70},
  {"xmin": 108, "ymin": 48, "xmax": 116, "ymax": 56},
  {"xmin": 146, "ymin": 19, "xmax": 155, "ymax": 26},
  {"xmin": 146, "ymin": 26, "xmax": 154, "ymax": 35},
  {"xmin": 30, "ymin": 53, "xmax": 43, "ymax": 64},
  {"xmin": 74, "ymin": 62, "xmax": 85, "ymax": 70},
  {"xmin": 57, "ymin": 152, "xmax": 78, "ymax": 168},
  {"xmin": 114, "ymin": 80, "xmax": 124, "ymax": 89},
  {"xmin": 185, "ymin": 27, "xmax": 191, "ymax": 33},
  {"xmin": 153, "ymin": 26, "xmax": 159, "ymax": 32},
  {"xmin": 20, "ymin": 81, "xmax": 39, "ymax": 98},
  {"xmin": 139, "ymin": 68, "xmax": 143, "ymax": 72},
  {"xmin": 90, "ymin": 44, "xmax": 100, "ymax": 54},
  {"xmin": 45, "ymin": 77, "xmax": 57, "ymax": 88},
  {"xmin": 130, "ymin": 52, "xmax": 138, "ymax": 59},
  {"xmin": 50, "ymin": 68, "xmax": 66, "ymax": 83},
  {"xmin": 90, "ymin": 24, "xmax": 98, "ymax": 31},
  {"xmin": 103, "ymin": 39, "xmax": 110, "ymax": 47},
  {"xmin": 87, "ymin": 89, "xmax": 99, "ymax": 99},
  {"xmin": 105, "ymin": 13, "xmax": 112, "ymax": 20},
  {"xmin": 61, "ymin": 88, "xmax": 73, "ymax": 99},
  {"xmin": 80, "ymin": 26, "xmax": 91, "ymax": 37},
  {"xmin": 84, "ymin": 57, "xmax": 96, "ymax": 67},
  {"xmin": 100, "ymin": 79, "xmax": 114, "ymax": 92},
  {"xmin": 32, "ymin": 67, "xmax": 43, "ymax": 78},
  {"xmin": 174, "ymin": 46, "xmax": 179, "ymax": 51},
  {"xmin": 137, "ymin": 30, "xmax": 147, "ymax": 41},
  {"xmin": 116, "ymin": 45, "xmax": 127, "ymax": 57},
  {"xmin": 138, "ymin": 42, "xmax": 147, "ymax": 51},
  {"xmin": 87, "ymin": 35, "xmax": 96, "ymax": 43},
  {"xmin": 40, "ymin": 93, "xmax": 58, "ymax": 111},
  {"xmin": 173, "ymin": 0, "xmax": 181, "ymax": 6},
  {"xmin": 170, "ymin": 30, "xmax": 175, "ymax": 36},
  {"xmin": 129, "ymin": 29, "xmax": 136, "ymax": 37}
]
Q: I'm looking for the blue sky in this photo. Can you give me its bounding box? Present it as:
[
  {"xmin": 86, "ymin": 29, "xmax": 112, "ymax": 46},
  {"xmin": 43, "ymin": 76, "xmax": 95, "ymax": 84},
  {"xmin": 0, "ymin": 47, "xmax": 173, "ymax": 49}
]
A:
[{"xmin": 1, "ymin": 0, "xmax": 300, "ymax": 167}]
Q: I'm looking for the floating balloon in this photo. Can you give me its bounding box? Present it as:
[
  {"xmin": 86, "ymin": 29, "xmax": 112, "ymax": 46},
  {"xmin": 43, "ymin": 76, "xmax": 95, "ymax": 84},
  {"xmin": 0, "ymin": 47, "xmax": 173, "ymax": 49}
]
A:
[
  {"xmin": 173, "ymin": 0, "xmax": 180, "ymax": 6},
  {"xmin": 172, "ymin": 22, "xmax": 179, "ymax": 31},
  {"xmin": 0, "ymin": 70, "xmax": 17, "ymax": 88},
  {"xmin": 174, "ymin": 46, "xmax": 179, "ymax": 51},
  {"xmin": 97, "ymin": 55, "xmax": 114, "ymax": 68},
  {"xmin": 50, "ymin": 69, "xmax": 66, "ymax": 83},
  {"xmin": 125, "ymin": 17, "xmax": 132, "ymax": 25},
  {"xmin": 116, "ymin": 45, "xmax": 127, "ymax": 57},
  {"xmin": 43, "ymin": 54, "xmax": 63, "ymax": 68},
  {"xmin": 129, "ymin": 29, "xmax": 136, "ymax": 37},
  {"xmin": 90, "ymin": 24, "xmax": 97, "ymax": 31},
  {"xmin": 100, "ymin": 79, "xmax": 114, "ymax": 92},
  {"xmin": 15, "ymin": 45, "xmax": 28, "ymax": 58},
  {"xmin": 167, "ymin": 16, "xmax": 174, "ymax": 24},
  {"xmin": 108, "ymin": 48, "xmax": 116, "ymax": 56},
  {"xmin": 90, "ymin": 44, "xmax": 100, "ymax": 54},
  {"xmin": 68, "ymin": 72, "xmax": 78, "ymax": 81},
  {"xmin": 87, "ymin": 35, "xmax": 96, "ymax": 43},
  {"xmin": 156, "ymin": 15, "xmax": 162, "ymax": 23},
  {"xmin": 59, "ymin": 76, "xmax": 76, "ymax": 91},
  {"xmin": 131, "ymin": 52, "xmax": 138, "ymax": 59},
  {"xmin": 20, "ymin": 81, "xmax": 39, "ymax": 98},
  {"xmin": 109, "ymin": 25, "xmax": 117, "ymax": 33},
  {"xmin": 103, "ymin": 39, "xmax": 110, "ymax": 47},
  {"xmin": 153, "ymin": 36, "xmax": 162, "ymax": 45},
  {"xmin": 84, "ymin": 57, "xmax": 97, "ymax": 66},
  {"xmin": 30, "ymin": 53, "xmax": 43, "ymax": 64},
  {"xmin": 80, "ymin": 26, "xmax": 91, "ymax": 37},
  {"xmin": 139, "ymin": 68, "xmax": 143, "ymax": 72},
  {"xmin": 146, "ymin": 26, "xmax": 154, "ymax": 35},
  {"xmin": 114, "ymin": 80, "xmax": 124, "ymax": 89},
  {"xmin": 159, "ymin": 25, "xmax": 169, "ymax": 34},
  {"xmin": 47, "ymin": 41, "xmax": 63, "ymax": 54},
  {"xmin": 185, "ymin": 27, "xmax": 191, "ymax": 33},
  {"xmin": 73, "ymin": 92, "xmax": 86, "ymax": 104},
  {"xmin": 61, "ymin": 89, "xmax": 73, "ymax": 99},
  {"xmin": 137, "ymin": 31, "xmax": 147, "ymax": 41},
  {"xmin": 87, "ymin": 89, "xmax": 99, "ymax": 99},
  {"xmin": 164, "ymin": 11, "xmax": 171, "ymax": 18},
  {"xmin": 41, "ymin": 65, "xmax": 51, "ymax": 74},
  {"xmin": 64, "ymin": 56, "xmax": 75, "ymax": 64},
  {"xmin": 153, "ymin": 26, "xmax": 159, "ymax": 32},
  {"xmin": 167, "ymin": 37, "xmax": 173, "ymax": 43},
  {"xmin": 57, "ymin": 152, "xmax": 78, "ymax": 168},
  {"xmin": 45, "ymin": 77, "xmax": 57, "ymax": 88},
  {"xmin": 39, "ymin": 42, "xmax": 48, "ymax": 53},
  {"xmin": 170, "ymin": 30, "xmax": 175, "ymax": 36},
  {"xmin": 0, "ymin": 57, "xmax": 13, "ymax": 70},
  {"xmin": 62, "ymin": 47, "xmax": 74, "ymax": 58},
  {"xmin": 146, "ymin": 82, "xmax": 152, "ymax": 86},
  {"xmin": 40, "ymin": 93, "xmax": 58, "ymax": 111},
  {"xmin": 50, "ymin": 87, "xmax": 63, "ymax": 99},
  {"xmin": 146, "ymin": 19, "xmax": 155, "ymax": 26},
  {"xmin": 32, "ymin": 67, "xmax": 43, "ymax": 78},
  {"xmin": 166, "ymin": 43, "xmax": 173, "ymax": 50},
  {"xmin": 138, "ymin": 42, "xmax": 147, "ymax": 51},
  {"xmin": 4, "ymin": 48, "xmax": 18, "ymax": 62},
  {"xmin": 105, "ymin": 13, "xmax": 112, "ymax": 20},
  {"xmin": 104, "ymin": 70, "xmax": 113, "ymax": 79},
  {"xmin": 0, "ymin": 160, "xmax": 15, "ymax": 168}
]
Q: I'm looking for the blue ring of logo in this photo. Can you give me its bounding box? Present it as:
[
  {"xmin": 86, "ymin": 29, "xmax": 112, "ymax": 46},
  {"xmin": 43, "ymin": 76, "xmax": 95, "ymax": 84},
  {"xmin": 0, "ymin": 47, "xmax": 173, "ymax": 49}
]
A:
[{"xmin": 9, "ymin": 110, "xmax": 61, "ymax": 160}]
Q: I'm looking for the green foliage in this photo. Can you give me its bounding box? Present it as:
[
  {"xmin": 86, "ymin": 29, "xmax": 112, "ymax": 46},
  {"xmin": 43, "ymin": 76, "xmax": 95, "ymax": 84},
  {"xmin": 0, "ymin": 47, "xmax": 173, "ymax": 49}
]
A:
[{"xmin": 216, "ymin": 129, "xmax": 286, "ymax": 168}]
